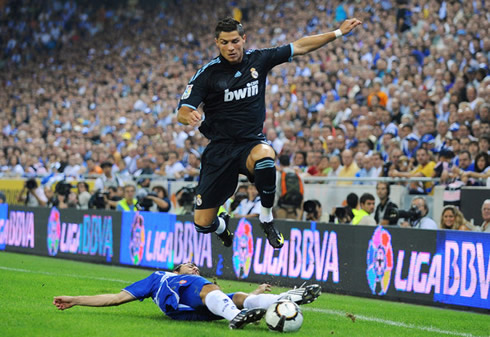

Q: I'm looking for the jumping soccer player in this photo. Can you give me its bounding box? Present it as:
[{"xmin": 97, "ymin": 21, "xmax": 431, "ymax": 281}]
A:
[
  {"xmin": 178, "ymin": 17, "xmax": 362, "ymax": 248},
  {"xmin": 53, "ymin": 262, "xmax": 321, "ymax": 330}
]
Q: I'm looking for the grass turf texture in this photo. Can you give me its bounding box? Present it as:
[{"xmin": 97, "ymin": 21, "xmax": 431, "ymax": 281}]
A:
[{"xmin": 0, "ymin": 252, "xmax": 488, "ymax": 337}]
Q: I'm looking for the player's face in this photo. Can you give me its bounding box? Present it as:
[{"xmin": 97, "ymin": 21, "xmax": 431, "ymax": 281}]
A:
[
  {"xmin": 177, "ymin": 263, "xmax": 200, "ymax": 276},
  {"xmin": 215, "ymin": 31, "xmax": 246, "ymax": 64}
]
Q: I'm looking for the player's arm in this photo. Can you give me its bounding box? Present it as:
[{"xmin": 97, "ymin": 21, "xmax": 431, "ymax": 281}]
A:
[
  {"xmin": 177, "ymin": 105, "xmax": 202, "ymax": 126},
  {"xmin": 53, "ymin": 291, "xmax": 135, "ymax": 310},
  {"xmin": 292, "ymin": 18, "xmax": 362, "ymax": 57}
]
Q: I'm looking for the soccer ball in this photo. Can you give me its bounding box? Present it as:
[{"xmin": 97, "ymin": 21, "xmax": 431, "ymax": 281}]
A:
[{"xmin": 265, "ymin": 299, "xmax": 303, "ymax": 333}]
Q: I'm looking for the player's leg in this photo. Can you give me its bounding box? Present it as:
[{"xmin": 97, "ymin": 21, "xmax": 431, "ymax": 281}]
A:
[
  {"xmin": 232, "ymin": 283, "xmax": 322, "ymax": 310},
  {"xmin": 194, "ymin": 208, "xmax": 233, "ymax": 246},
  {"xmin": 200, "ymin": 284, "xmax": 265, "ymax": 329},
  {"xmin": 193, "ymin": 143, "xmax": 238, "ymax": 247},
  {"xmin": 245, "ymin": 143, "xmax": 284, "ymax": 248}
]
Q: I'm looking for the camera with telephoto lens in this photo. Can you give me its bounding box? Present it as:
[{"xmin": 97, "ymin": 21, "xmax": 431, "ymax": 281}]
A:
[
  {"xmin": 88, "ymin": 189, "xmax": 107, "ymax": 209},
  {"xmin": 55, "ymin": 181, "xmax": 72, "ymax": 196},
  {"xmin": 387, "ymin": 205, "xmax": 422, "ymax": 225},
  {"xmin": 230, "ymin": 191, "xmax": 248, "ymax": 212},
  {"xmin": 178, "ymin": 186, "xmax": 196, "ymax": 214},
  {"xmin": 303, "ymin": 200, "xmax": 322, "ymax": 221},
  {"xmin": 137, "ymin": 192, "xmax": 157, "ymax": 211},
  {"xmin": 303, "ymin": 200, "xmax": 317, "ymax": 213},
  {"xmin": 25, "ymin": 178, "xmax": 38, "ymax": 190}
]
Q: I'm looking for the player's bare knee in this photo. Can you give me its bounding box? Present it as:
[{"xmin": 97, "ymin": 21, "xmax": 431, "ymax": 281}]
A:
[
  {"xmin": 247, "ymin": 144, "xmax": 275, "ymax": 170},
  {"xmin": 250, "ymin": 144, "xmax": 275, "ymax": 160},
  {"xmin": 200, "ymin": 284, "xmax": 221, "ymax": 303},
  {"xmin": 194, "ymin": 209, "xmax": 218, "ymax": 227}
]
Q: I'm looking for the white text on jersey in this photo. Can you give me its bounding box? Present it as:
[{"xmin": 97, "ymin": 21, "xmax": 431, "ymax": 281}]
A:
[{"xmin": 224, "ymin": 80, "xmax": 259, "ymax": 102}]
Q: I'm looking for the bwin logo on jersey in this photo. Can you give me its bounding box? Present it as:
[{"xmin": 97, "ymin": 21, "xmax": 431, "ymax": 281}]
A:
[{"xmin": 224, "ymin": 80, "xmax": 259, "ymax": 102}]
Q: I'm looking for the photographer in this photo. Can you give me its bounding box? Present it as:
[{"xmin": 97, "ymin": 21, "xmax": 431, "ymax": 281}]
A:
[
  {"xmin": 400, "ymin": 197, "xmax": 438, "ymax": 230},
  {"xmin": 329, "ymin": 192, "xmax": 358, "ymax": 224},
  {"xmin": 233, "ymin": 184, "xmax": 261, "ymax": 219},
  {"xmin": 173, "ymin": 186, "xmax": 197, "ymax": 215},
  {"xmin": 116, "ymin": 185, "xmax": 139, "ymax": 212},
  {"xmin": 17, "ymin": 178, "xmax": 47, "ymax": 207},
  {"xmin": 148, "ymin": 185, "xmax": 171, "ymax": 212},
  {"xmin": 222, "ymin": 185, "xmax": 248, "ymax": 216},
  {"xmin": 374, "ymin": 182, "xmax": 399, "ymax": 226},
  {"xmin": 51, "ymin": 181, "xmax": 76, "ymax": 209},
  {"xmin": 88, "ymin": 186, "xmax": 122, "ymax": 210},
  {"xmin": 301, "ymin": 199, "xmax": 327, "ymax": 222},
  {"xmin": 136, "ymin": 185, "xmax": 171, "ymax": 213}
]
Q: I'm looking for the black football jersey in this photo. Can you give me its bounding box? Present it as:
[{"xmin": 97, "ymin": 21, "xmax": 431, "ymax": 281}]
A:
[{"xmin": 179, "ymin": 44, "xmax": 293, "ymax": 142}]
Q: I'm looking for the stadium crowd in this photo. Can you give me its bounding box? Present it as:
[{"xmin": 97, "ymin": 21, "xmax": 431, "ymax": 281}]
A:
[{"xmin": 0, "ymin": 0, "xmax": 489, "ymax": 230}]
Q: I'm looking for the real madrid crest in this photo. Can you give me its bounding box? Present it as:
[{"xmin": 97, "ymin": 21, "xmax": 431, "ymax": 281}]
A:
[
  {"xmin": 250, "ymin": 67, "xmax": 258, "ymax": 79},
  {"xmin": 196, "ymin": 194, "xmax": 202, "ymax": 206}
]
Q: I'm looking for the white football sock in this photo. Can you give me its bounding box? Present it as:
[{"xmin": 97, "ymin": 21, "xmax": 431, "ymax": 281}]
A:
[
  {"xmin": 215, "ymin": 216, "xmax": 226, "ymax": 235},
  {"xmin": 205, "ymin": 290, "xmax": 240, "ymax": 321},
  {"xmin": 243, "ymin": 294, "xmax": 280, "ymax": 309},
  {"xmin": 259, "ymin": 207, "xmax": 273, "ymax": 223}
]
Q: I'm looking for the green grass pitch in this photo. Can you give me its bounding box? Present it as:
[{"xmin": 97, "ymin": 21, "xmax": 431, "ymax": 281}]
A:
[{"xmin": 0, "ymin": 252, "xmax": 487, "ymax": 337}]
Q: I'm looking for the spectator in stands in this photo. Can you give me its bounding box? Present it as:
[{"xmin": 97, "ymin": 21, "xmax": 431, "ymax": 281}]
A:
[
  {"xmin": 327, "ymin": 154, "xmax": 342, "ymax": 183},
  {"xmin": 439, "ymin": 205, "xmax": 471, "ymax": 231},
  {"xmin": 182, "ymin": 152, "xmax": 201, "ymax": 181},
  {"xmin": 351, "ymin": 193, "xmax": 376, "ymax": 226},
  {"xmin": 374, "ymin": 182, "xmax": 398, "ymax": 226},
  {"xmin": 401, "ymin": 197, "xmax": 438, "ymax": 230},
  {"xmin": 315, "ymin": 155, "xmax": 331, "ymax": 177},
  {"xmin": 338, "ymin": 149, "xmax": 359, "ymax": 185},
  {"xmin": 390, "ymin": 148, "xmax": 436, "ymax": 194},
  {"xmin": 161, "ymin": 151, "xmax": 185, "ymax": 180},
  {"xmin": 116, "ymin": 185, "xmax": 138, "ymax": 212}
]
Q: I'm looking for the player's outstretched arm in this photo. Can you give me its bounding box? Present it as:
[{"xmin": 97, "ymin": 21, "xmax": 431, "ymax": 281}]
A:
[
  {"xmin": 250, "ymin": 283, "xmax": 272, "ymax": 295},
  {"xmin": 53, "ymin": 291, "xmax": 135, "ymax": 310},
  {"xmin": 292, "ymin": 18, "xmax": 362, "ymax": 57},
  {"xmin": 177, "ymin": 105, "xmax": 202, "ymax": 127}
]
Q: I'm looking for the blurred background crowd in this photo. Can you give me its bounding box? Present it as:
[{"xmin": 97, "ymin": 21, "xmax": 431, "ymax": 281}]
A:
[{"xmin": 0, "ymin": 0, "xmax": 488, "ymax": 230}]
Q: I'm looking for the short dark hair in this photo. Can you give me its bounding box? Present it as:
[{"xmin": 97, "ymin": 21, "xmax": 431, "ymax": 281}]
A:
[
  {"xmin": 215, "ymin": 17, "xmax": 244, "ymax": 38},
  {"xmin": 346, "ymin": 193, "xmax": 358, "ymax": 209},
  {"xmin": 279, "ymin": 154, "xmax": 290, "ymax": 166},
  {"xmin": 173, "ymin": 262, "xmax": 197, "ymax": 273},
  {"xmin": 100, "ymin": 161, "xmax": 112, "ymax": 168},
  {"xmin": 360, "ymin": 193, "xmax": 375, "ymax": 204}
]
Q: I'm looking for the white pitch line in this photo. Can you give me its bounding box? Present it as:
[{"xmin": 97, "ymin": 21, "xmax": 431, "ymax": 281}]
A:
[
  {"xmin": 303, "ymin": 307, "xmax": 482, "ymax": 337},
  {"xmin": 0, "ymin": 266, "xmax": 131, "ymax": 284},
  {"xmin": 0, "ymin": 265, "xmax": 484, "ymax": 337}
]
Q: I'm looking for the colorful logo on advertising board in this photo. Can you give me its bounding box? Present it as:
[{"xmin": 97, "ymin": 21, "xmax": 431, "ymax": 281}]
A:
[
  {"xmin": 129, "ymin": 212, "xmax": 145, "ymax": 265},
  {"xmin": 366, "ymin": 226, "xmax": 394, "ymax": 295},
  {"xmin": 120, "ymin": 212, "xmax": 209, "ymax": 271},
  {"xmin": 45, "ymin": 208, "xmax": 113, "ymax": 261},
  {"xmin": 232, "ymin": 218, "xmax": 254, "ymax": 279},
  {"xmin": 0, "ymin": 203, "xmax": 8, "ymax": 250},
  {"xmin": 47, "ymin": 208, "xmax": 61, "ymax": 256}
]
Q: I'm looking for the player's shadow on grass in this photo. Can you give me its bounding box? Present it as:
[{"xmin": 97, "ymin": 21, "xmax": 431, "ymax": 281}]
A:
[{"xmin": 77, "ymin": 311, "xmax": 265, "ymax": 330}]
